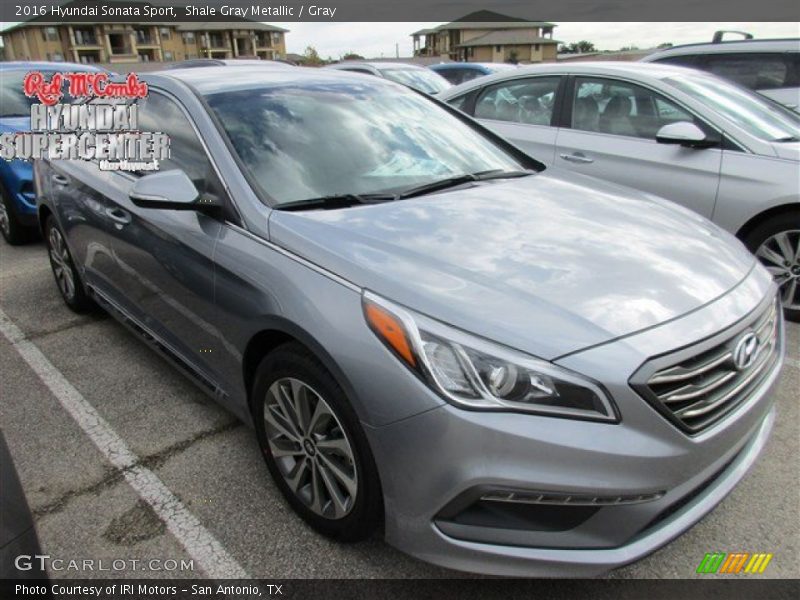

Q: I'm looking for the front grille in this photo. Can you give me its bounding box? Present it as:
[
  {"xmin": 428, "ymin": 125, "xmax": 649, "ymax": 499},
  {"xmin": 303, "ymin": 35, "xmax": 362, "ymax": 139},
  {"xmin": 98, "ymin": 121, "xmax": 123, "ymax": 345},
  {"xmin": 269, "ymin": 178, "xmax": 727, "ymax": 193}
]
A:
[{"xmin": 640, "ymin": 299, "xmax": 781, "ymax": 433}]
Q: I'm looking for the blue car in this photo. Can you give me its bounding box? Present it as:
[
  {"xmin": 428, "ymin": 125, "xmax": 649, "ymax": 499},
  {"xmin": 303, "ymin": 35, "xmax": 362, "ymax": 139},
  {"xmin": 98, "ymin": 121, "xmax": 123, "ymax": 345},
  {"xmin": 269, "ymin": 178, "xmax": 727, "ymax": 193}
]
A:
[
  {"xmin": 429, "ymin": 61, "xmax": 519, "ymax": 86},
  {"xmin": 0, "ymin": 61, "xmax": 109, "ymax": 244}
]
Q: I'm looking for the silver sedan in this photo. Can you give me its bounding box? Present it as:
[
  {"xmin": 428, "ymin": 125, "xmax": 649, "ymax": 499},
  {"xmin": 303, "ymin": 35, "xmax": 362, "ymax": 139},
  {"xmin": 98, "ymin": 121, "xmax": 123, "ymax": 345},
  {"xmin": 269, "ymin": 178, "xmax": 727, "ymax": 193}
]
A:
[{"xmin": 439, "ymin": 62, "xmax": 800, "ymax": 318}]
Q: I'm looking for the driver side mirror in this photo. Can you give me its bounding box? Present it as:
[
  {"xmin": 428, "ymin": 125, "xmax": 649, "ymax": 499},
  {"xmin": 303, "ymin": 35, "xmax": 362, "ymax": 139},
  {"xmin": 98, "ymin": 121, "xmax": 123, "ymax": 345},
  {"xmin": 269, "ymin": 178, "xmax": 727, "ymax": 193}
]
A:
[
  {"xmin": 655, "ymin": 122, "xmax": 713, "ymax": 148},
  {"xmin": 129, "ymin": 170, "xmax": 220, "ymax": 213}
]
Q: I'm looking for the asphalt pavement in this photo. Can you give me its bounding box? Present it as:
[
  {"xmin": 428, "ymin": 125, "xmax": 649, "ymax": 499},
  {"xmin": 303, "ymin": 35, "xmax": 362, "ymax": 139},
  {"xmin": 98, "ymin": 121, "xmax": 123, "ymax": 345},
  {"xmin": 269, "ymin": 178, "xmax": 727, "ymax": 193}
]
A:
[{"xmin": 1, "ymin": 236, "xmax": 798, "ymax": 580}]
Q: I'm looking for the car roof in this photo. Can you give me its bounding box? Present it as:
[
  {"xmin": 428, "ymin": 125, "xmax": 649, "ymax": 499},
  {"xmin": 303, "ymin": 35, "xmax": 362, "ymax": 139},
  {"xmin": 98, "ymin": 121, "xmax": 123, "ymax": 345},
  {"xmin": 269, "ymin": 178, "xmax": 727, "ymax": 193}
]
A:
[
  {"xmin": 330, "ymin": 61, "xmax": 427, "ymax": 71},
  {"xmin": 148, "ymin": 65, "xmax": 404, "ymax": 95},
  {"xmin": 0, "ymin": 61, "xmax": 107, "ymax": 72},
  {"xmin": 645, "ymin": 38, "xmax": 800, "ymax": 59},
  {"xmin": 168, "ymin": 58, "xmax": 293, "ymax": 69}
]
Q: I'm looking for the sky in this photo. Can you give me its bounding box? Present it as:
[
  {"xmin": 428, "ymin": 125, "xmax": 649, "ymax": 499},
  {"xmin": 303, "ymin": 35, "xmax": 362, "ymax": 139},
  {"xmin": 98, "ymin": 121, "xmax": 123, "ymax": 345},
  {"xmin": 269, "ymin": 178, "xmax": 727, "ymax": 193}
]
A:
[
  {"xmin": 271, "ymin": 22, "xmax": 800, "ymax": 59},
  {"xmin": 1, "ymin": 21, "xmax": 797, "ymax": 57}
]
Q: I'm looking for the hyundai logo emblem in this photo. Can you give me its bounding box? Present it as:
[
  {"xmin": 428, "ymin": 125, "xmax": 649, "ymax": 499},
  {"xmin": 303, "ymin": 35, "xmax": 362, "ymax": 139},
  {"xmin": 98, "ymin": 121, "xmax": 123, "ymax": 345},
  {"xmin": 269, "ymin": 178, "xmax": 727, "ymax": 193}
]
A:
[{"xmin": 732, "ymin": 332, "xmax": 759, "ymax": 371}]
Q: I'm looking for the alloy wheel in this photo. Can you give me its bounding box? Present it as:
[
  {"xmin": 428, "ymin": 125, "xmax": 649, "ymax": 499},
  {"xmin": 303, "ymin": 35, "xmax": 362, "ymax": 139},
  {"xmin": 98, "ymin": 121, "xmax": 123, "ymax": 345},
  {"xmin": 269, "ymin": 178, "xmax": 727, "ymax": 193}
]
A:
[
  {"xmin": 48, "ymin": 226, "xmax": 76, "ymax": 301},
  {"xmin": 756, "ymin": 229, "xmax": 800, "ymax": 311},
  {"xmin": 263, "ymin": 377, "xmax": 358, "ymax": 519}
]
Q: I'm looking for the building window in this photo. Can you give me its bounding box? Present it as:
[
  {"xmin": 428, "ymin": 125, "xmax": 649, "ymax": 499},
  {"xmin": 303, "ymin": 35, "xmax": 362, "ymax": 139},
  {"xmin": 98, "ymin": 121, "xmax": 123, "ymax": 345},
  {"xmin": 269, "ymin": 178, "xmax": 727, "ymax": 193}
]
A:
[
  {"xmin": 495, "ymin": 45, "xmax": 501, "ymax": 52},
  {"xmin": 534, "ymin": 44, "xmax": 540, "ymax": 51},
  {"xmin": 183, "ymin": 32, "xmax": 196, "ymax": 44},
  {"xmin": 108, "ymin": 33, "xmax": 130, "ymax": 55},
  {"xmin": 164, "ymin": 51, "xmax": 174, "ymax": 61},
  {"xmin": 41, "ymin": 26, "xmax": 58, "ymax": 42},
  {"xmin": 159, "ymin": 27, "xmax": 171, "ymax": 40},
  {"xmin": 135, "ymin": 29, "xmax": 153, "ymax": 45},
  {"xmin": 74, "ymin": 28, "xmax": 97, "ymax": 46},
  {"xmin": 272, "ymin": 32, "xmax": 281, "ymax": 44}
]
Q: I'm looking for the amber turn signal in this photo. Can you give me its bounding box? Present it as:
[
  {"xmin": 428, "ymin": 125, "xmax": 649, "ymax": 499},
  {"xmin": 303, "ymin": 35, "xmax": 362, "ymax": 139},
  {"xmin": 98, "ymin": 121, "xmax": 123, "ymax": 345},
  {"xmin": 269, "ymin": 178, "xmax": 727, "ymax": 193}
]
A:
[{"xmin": 364, "ymin": 301, "xmax": 417, "ymax": 367}]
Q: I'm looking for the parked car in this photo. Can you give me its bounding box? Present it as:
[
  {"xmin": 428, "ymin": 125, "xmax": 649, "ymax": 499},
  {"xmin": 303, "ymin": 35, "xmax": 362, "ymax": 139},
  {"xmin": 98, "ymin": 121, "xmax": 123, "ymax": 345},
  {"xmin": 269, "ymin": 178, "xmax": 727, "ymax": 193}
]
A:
[
  {"xmin": 324, "ymin": 61, "xmax": 451, "ymax": 94},
  {"xmin": 1, "ymin": 431, "xmax": 46, "ymax": 579},
  {"xmin": 642, "ymin": 33, "xmax": 800, "ymax": 111},
  {"xmin": 439, "ymin": 62, "xmax": 800, "ymax": 318},
  {"xmin": 430, "ymin": 61, "xmax": 519, "ymax": 85},
  {"xmin": 166, "ymin": 58, "xmax": 294, "ymax": 69},
  {"xmin": 36, "ymin": 66, "xmax": 784, "ymax": 577},
  {"xmin": 0, "ymin": 61, "xmax": 110, "ymax": 245}
]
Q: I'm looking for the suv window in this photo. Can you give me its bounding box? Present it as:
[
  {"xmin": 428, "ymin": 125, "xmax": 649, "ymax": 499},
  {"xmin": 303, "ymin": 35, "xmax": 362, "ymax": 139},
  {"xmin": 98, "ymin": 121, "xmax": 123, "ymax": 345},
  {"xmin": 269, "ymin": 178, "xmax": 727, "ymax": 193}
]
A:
[
  {"xmin": 701, "ymin": 53, "xmax": 799, "ymax": 90},
  {"xmin": 571, "ymin": 77, "xmax": 694, "ymax": 139},
  {"xmin": 474, "ymin": 76, "xmax": 560, "ymax": 126},
  {"xmin": 134, "ymin": 92, "xmax": 232, "ymax": 215}
]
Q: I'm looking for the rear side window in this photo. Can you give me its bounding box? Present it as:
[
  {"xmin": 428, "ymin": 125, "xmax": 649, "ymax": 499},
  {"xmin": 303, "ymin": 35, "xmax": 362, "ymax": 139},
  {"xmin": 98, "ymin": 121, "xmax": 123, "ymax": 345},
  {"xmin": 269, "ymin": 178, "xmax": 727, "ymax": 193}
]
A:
[
  {"xmin": 474, "ymin": 76, "xmax": 560, "ymax": 126},
  {"xmin": 700, "ymin": 53, "xmax": 798, "ymax": 90}
]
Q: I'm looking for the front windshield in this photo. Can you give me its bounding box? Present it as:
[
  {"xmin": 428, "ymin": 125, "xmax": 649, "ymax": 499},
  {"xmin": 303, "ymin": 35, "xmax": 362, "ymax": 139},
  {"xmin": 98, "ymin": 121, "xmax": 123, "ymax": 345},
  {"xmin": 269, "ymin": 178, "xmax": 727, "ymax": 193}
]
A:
[
  {"xmin": 666, "ymin": 75, "xmax": 800, "ymax": 142},
  {"xmin": 379, "ymin": 68, "xmax": 451, "ymax": 94},
  {"xmin": 206, "ymin": 82, "xmax": 524, "ymax": 206}
]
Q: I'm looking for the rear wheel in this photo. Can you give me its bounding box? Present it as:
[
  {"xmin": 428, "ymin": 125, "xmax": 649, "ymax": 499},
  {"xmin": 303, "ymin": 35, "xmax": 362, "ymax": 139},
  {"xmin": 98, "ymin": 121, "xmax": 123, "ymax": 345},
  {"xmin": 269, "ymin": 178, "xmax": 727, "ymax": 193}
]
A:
[
  {"xmin": 744, "ymin": 214, "xmax": 800, "ymax": 321},
  {"xmin": 44, "ymin": 216, "xmax": 96, "ymax": 313},
  {"xmin": 252, "ymin": 342, "xmax": 382, "ymax": 541}
]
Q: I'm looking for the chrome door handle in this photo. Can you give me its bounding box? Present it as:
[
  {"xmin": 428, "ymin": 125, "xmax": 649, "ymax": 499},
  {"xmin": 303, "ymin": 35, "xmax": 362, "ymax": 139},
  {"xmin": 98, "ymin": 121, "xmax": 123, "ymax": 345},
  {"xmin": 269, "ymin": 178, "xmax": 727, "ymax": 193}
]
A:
[
  {"xmin": 559, "ymin": 153, "xmax": 594, "ymax": 164},
  {"xmin": 52, "ymin": 174, "xmax": 69, "ymax": 185},
  {"xmin": 105, "ymin": 207, "xmax": 131, "ymax": 225}
]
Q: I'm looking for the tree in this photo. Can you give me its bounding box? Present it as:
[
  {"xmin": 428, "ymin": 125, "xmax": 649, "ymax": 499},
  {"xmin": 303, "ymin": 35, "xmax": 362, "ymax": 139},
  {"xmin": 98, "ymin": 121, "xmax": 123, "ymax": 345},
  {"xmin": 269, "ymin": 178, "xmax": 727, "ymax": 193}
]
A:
[
  {"xmin": 657, "ymin": 42, "xmax": 673, "ymax": 49},
  {"xmin": 303, "ymin": 45, "xmax": 323, "ymax": 66},
  {"xmin": 341, "ymin": 51, "xmax": 365, "ymax": 60},
  {"xmin": 558, "ymin": 41, "xmax": 596, "ymax": 54}
]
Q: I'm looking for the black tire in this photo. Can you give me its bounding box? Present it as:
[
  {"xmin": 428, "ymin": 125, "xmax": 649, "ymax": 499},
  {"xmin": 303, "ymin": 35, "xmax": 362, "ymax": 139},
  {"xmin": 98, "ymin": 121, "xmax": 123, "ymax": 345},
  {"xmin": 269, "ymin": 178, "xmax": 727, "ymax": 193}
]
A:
[
  {"xmin": 743, "ymin": 213, "xmax": 800, "ymax": 322},
  {"xmin": 0, "ymin": 183, "xmax": 36, "ymax": 245},
  {"xmin": 44, "ymin": 216, "xmax": 96, "ymax": 313},
  {"xmin": 252, "ymin": 342, "xmax": 382, "ymax": 542}
]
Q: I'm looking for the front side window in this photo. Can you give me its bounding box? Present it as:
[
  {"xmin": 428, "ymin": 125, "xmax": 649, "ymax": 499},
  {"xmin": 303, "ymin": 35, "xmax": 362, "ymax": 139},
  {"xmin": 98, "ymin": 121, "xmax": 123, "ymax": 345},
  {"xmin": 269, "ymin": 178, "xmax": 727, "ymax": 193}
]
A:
[
  {"xmin": 571, "ymin": 77, "xmax": 694, "ymax": 139},
  {"xmin": 666, "ymin": 74, "xmax": 800, "ymax": 141},
  {"xmin": 135, "ymin": 93, "xmax": 229, "ymax": 207},
  {"xmin": 205, "ymin": 82, "xmax": 525, "ymax": 206},
  {"xmin": 474, "ymin": 77, "xmax": 560, "ymax": 126},
  {"xmin": 702, "ymin": 53, "xmax": 798, "ymax": 90}
]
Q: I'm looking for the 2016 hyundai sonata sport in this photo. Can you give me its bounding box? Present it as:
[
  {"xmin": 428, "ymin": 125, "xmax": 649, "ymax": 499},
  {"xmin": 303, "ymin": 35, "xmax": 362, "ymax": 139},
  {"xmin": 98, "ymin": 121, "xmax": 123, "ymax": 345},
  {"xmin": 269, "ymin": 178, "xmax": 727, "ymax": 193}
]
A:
[{"xmin": 34, "ymin": 67, "xmax": 785, "ymax": 577}]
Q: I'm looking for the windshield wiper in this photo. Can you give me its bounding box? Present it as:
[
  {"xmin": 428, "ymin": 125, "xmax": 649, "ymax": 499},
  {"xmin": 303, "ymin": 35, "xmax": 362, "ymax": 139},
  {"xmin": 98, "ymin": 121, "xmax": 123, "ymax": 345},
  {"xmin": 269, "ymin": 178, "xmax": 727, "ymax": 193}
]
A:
[
  {"xmin": 276, "ymin": 193, "xmax": 395, "ymax": 212},
  {"xmin": 396, "ymin": 169, "xmax": 535, "ymax": 199},
  {"xmin": 773, "ymin": 136, "xmax": 799, "ymax": 142}
]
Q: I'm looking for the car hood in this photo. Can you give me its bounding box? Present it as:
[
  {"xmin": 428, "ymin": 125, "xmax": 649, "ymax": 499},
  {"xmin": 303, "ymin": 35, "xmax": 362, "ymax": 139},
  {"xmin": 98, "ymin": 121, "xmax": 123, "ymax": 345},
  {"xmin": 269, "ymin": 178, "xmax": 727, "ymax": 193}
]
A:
[
  {"xmin": 269, "ymin": 171, "xmax": 756, "ymax": 359},
  {"xmin": 0, "ymin": 116, "xmax": 30, "ymax": 133}
]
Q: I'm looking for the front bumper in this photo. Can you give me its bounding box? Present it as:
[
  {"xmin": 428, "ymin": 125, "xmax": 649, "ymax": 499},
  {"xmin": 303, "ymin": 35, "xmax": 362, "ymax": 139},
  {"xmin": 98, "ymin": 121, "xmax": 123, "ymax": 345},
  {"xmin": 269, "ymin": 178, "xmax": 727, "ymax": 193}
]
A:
[{"xmin": 363, "ymin": 265, "xmax": 783, "ymax": 576}]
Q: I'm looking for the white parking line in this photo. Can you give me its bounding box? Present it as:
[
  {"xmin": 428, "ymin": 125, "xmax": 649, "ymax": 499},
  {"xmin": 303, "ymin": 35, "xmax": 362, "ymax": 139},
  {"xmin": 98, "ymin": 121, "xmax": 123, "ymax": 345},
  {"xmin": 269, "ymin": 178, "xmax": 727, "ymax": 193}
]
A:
[{"xmin": 0, "ymin": 307, "xmax": 248, "ymax": 579}]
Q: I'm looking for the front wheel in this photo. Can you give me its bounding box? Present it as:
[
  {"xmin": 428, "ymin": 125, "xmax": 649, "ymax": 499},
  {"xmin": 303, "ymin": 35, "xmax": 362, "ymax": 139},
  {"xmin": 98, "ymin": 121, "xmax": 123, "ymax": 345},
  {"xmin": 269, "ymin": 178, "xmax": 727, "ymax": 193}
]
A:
[
  {"xmin": 44, "ymin": 216, "xmax": 96, "ymax": 313},
  {"xmin": 252, "ymin": 342, "xmax": 382, "ymax": 541},
  {"xmin": 744, "ymin": 214, "xmax": 799, "ymax": 321}
]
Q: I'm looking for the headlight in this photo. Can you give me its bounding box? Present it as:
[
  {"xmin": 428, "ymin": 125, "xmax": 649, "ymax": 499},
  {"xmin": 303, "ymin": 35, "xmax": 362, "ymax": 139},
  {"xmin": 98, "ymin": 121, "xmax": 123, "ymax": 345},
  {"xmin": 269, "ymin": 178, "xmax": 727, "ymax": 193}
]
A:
[{"xmin": 363, "ymin": 291, "xmax": 618, "ymax": 422}]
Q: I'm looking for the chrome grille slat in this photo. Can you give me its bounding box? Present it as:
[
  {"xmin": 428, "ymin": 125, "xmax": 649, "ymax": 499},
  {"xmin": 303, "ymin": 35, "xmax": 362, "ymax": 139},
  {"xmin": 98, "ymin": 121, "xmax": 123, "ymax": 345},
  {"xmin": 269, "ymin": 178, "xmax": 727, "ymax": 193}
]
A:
[
  {"xmin": 661, "ymin": 370, "xmax": 738, "ymax": 403},
  {"xmin": 648, "ymin": 351, "xmax": 732, "ymax": 384},
  {"xmin": 643, "ymin": 299, "xmax": 781, "ymax": 433}
]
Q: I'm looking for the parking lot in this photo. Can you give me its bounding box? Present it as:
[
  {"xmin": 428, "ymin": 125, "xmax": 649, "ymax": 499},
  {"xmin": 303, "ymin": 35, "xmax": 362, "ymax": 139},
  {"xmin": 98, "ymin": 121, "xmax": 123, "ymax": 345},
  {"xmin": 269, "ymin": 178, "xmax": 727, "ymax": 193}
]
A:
[{"xmin": 1, "ymin": 236, "xmax": 798, "ymax": 580}]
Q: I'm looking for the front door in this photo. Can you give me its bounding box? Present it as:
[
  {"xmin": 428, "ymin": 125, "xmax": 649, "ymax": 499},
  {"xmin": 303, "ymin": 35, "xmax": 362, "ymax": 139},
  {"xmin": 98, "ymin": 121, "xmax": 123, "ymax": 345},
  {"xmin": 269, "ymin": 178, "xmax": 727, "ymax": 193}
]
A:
[{"xmin": 555, "ymin": 76, "xmax": 723, "ymax": 219}]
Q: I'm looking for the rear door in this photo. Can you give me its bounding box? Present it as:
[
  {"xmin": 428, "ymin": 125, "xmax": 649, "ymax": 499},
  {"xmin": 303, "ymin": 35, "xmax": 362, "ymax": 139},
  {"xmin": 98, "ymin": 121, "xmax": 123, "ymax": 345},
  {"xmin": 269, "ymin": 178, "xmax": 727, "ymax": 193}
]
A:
[
  {"xmin": 469, "ymin": 75, "xmax": 563, "ymax": 166},
  {"xmin": 554, "ymin": 76, "xmax": 723, "ymax": 218}
]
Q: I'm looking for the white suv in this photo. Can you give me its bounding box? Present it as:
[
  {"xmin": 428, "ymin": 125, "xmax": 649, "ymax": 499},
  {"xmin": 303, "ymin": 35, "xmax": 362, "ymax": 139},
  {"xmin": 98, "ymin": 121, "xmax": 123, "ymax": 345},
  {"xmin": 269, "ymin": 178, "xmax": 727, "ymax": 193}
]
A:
[{"xmin": 642, "ymin": 33, "xmax": 800, "ymax": 112}]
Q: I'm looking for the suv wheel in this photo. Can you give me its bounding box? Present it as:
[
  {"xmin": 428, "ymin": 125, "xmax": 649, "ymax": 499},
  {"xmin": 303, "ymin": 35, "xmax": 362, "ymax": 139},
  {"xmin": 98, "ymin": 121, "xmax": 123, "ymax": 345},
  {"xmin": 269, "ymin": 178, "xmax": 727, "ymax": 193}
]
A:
[
  {"xmin": 744, "ymin": 214, "xmax": 799, "ymax": 321},
  {"xmin": 44, "ymin": 216, "xmax": 96, "ymax": 313},
  {"xmin": 252, "ymin": 342, "xmax": 382, "ymax": 541}
]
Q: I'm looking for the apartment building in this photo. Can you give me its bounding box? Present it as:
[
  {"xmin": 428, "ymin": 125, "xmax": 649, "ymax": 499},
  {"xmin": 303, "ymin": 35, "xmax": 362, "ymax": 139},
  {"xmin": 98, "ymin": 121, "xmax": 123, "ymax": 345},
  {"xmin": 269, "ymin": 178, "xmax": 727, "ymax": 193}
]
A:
[
  {"xmin": 1, "ymin": 22, "xmax": 288, "ymax": 64},
  {"xmin": 412, "ymin": 12, "xmax": 558, "ymax": 64}
]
